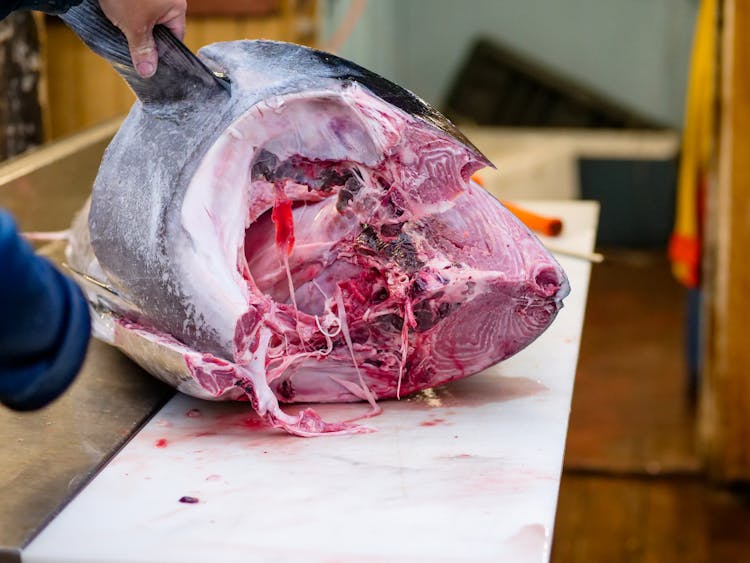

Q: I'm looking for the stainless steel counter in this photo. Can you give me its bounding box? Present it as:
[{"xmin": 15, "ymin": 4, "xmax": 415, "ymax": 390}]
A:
[{"xmin": 0, "ymin": 121, "xmax": 174, "ymax": 563}]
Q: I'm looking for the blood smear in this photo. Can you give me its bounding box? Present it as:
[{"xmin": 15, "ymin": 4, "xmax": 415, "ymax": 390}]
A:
[
  {"xmin": 419, "ymin": 418, "xmax": 446, "ymax": 427},
  {"xmin": 155, "ymin": 438, "xmax": 168, "ymax": 448},
  {"xmin": 271, "ymin": 197, "xmax": 295, "ymax": 256}
]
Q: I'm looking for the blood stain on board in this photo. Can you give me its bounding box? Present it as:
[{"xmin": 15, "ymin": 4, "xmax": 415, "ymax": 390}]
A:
[
  {"xmin": 420, "ymin": 417, "xmax": 447, "ymax": 427},
  {"xmin": 179, "ymin": 496, "xmax": 199, "ymax": 504},
  {"xmin": 239, "ymin": 415, "xmax": 266, "ymax": 429},
  {"xmin": 155, "ymin": 438, "xmax": 168, "ymax": 448},
  {"xmin": 435, "ymin": 453, "xmax": 473, "ymax": 461},
  {"xmin": 210, "ymin": 410, "xmax": 272, "ymax": 433},
  {"xmin": 185, "ymin": 408, "xmax": 202, "ymax": 418}
]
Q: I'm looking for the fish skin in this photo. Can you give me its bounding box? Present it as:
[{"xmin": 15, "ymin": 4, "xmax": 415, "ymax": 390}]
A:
[
  {"xmin": 80, "ymin": 37, "xmax": 492, "ymax": 360},
  {"xmin": 62, "ymin": 2, "xmax": 568, "ymax": 435}
]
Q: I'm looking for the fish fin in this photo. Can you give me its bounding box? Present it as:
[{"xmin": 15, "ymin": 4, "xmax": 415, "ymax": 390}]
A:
[{"xmin": 59, "ymin": 0, "xmax": 229, "ymax": 106}]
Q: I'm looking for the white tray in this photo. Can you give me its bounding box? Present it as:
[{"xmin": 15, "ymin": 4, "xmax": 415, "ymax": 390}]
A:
[{"xmin": 24, "ymin": 200, "xmax": 598, "ymax": 563}]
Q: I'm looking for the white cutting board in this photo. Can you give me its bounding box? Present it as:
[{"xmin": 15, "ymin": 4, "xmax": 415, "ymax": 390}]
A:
[{"xmin": 24, "ymin": 201, "xmax": 598, "ymax": 563}]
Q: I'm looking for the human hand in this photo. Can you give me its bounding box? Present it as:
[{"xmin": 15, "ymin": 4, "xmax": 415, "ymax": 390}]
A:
[{"xmin": 99, "ymin": 0, "xmax": 187, "ymax": 78}]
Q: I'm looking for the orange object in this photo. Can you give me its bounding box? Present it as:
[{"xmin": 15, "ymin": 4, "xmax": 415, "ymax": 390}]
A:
[
  {"xmin": 668, "ymin": 232, "xmax": 700, "ymax": 287},
  {"xmin": 471, "ymin": 174, "xmax": 485, "ymax": 187},
  {"xmin": 501, "ymin": 201, "xmax": 563, "ymax": 237},
  {"xmin": 471, "ymin": 174, "xmax": 563, "ymax": 236}
]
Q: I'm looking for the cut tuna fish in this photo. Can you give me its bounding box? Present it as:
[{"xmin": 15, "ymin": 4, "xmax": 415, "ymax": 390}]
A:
[{"xmin": 62, "ymin": 1, "xmax": 569, "ymax": 435}]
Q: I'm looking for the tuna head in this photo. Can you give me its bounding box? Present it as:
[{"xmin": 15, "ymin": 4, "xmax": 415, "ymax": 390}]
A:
[{"xmin": 62, "ymin": 2, "xmax": 568, "ymax": 434}]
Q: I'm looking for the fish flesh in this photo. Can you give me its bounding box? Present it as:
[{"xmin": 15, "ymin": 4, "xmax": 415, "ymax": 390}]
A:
[{"xmin": 63, "ymin": 1, "xmax": 569, "ymax": 435}]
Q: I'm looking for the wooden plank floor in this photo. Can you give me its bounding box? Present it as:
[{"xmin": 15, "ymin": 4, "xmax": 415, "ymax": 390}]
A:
[{"xmin": 551, "ymin": 248, "xmax": 750, "ymax": 562}]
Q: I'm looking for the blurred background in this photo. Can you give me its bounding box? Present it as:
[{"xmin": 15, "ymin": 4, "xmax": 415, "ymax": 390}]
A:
[
  {"xmin": 325, "ymin": 0, "xmax": 694, "ymax": 128},
  {"xmin": 3, "ymin": 1, "xmax": 750, "ymax": 561}
]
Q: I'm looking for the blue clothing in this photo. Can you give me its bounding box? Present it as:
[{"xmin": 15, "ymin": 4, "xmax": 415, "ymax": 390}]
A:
[
  {"xmin": 0, "ymin": 0, "xmax": 89, "ymax": 409},
  {"xmin": 0, "ymin": 211, "xmax": 91, "ymax": 410},
  {"xmin": 0, "ymin": 1, "xmax": 83, "ymax": 19}
]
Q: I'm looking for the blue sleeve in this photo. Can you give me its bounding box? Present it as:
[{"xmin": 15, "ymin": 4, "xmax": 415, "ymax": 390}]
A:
[
  {"xmin": 0, "ymin": 210, "xmax": 91, "ymax": 410},
  {"xmin": 0, "ymin": 1, "xmax": 84, "ymax": 19}
]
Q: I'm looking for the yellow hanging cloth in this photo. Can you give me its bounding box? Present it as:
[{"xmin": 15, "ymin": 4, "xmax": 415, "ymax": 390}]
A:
[{"xmin": 669, "ymin": 0, "xmax": 717, "ymax": 287}]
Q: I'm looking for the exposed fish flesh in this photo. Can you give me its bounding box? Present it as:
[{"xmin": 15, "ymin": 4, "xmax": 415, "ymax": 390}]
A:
[{"xmin": 63, "ymin": 1, "xmax": 569, "ymax": 435}]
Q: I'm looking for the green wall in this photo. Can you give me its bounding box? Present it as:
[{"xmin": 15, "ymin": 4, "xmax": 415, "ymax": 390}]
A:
[{"xmin": 323, "ymin": 0, "xmax": 698, "ymax": 128}]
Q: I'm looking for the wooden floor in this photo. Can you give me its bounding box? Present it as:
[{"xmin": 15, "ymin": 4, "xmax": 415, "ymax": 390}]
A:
[{"xmin": 551, "ymin": 249, "xmax": 750, "ymax": 562}]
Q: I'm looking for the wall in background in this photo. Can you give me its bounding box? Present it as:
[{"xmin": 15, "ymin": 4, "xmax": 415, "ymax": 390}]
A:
[{"xmin": 323, "ymin": 0, "xmax": 697, "ymax": 129}]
